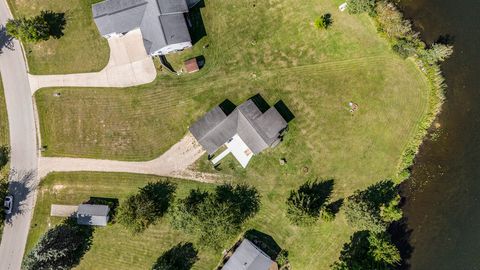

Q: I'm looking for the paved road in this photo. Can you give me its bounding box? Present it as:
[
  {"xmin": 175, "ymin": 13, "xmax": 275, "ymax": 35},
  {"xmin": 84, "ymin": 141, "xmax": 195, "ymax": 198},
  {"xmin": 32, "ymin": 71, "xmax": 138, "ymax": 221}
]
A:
[{"xmin": 0, "ymin": 0, "xmax": 38, "ymax": 268}]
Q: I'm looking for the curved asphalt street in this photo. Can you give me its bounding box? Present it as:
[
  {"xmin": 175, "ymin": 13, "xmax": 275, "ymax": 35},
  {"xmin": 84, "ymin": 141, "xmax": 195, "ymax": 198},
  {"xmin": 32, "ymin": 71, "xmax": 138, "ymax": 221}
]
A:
[{"xmin": 0, "ymin": 0, "xmax": 39, "ymax": 269}]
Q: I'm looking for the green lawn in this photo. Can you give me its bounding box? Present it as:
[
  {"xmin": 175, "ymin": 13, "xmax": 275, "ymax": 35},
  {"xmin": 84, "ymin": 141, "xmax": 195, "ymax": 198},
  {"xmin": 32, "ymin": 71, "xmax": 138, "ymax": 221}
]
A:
[
  {"xmin": 26, "ymin": 173, "xmax": 221, "ymax": 270},
  {"xmin": 0, "ymin": 76, "xmax": 8, "ymax": 145},
  {"xmin": 7, "ymin": 0, "xmax": 109, "ymax": 74},
  {"xmin": 30, "ymin": 0, "xmax": 431, "ymax": 268}
]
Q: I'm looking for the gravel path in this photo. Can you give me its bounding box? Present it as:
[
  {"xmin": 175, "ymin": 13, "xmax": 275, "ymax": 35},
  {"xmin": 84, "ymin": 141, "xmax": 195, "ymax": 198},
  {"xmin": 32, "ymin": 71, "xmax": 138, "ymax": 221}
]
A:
[{"xmin": 39, "ymin": 133, "xmax": 219, "ymax": 183}]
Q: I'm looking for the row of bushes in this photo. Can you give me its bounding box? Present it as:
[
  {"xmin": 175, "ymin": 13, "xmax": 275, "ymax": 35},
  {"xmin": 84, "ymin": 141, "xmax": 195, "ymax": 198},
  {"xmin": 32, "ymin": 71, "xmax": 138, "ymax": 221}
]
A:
[{"xmin": 347, "ymin": 0, "xmax": 451, "ymax": 182}]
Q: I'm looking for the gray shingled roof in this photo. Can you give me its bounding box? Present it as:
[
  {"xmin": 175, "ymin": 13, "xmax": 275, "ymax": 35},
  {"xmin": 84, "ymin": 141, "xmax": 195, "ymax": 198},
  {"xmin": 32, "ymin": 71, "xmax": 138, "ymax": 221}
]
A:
[
  {"xmin": 76, "ymin": 204, "xmax": 110, "ymax": 226},
  {"xmin": 92, "ymin": 0, "xmax": 191, "ymax": 55},
  {"xmin": 189, "ymin": 99, "xmax": 287, "ymax": 155},
  {"xmin": 221, "ymin": 239, "xmax": 274, "ymax": 270}
]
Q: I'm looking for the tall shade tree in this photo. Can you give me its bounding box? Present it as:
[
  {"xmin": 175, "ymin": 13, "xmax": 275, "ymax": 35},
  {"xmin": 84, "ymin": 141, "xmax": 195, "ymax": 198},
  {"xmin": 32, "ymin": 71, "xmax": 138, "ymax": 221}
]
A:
[
  {"xmin": 170, "ymin": 184, "xmax": 260, "ymax": 248},
  {"xmin": 285, "ymin": 179, "xmax": 335, "ymax": 225},
  {"xmin": 117, "ymin": 180, "xmax": 176, "ymax": 233},
  {"xmin": 332, "ymin": 231, "xmax": 401, "ymax": 270},
  {"xmin": 23, "ymin": 219, "xmax": 93, "ymax": 270},
  {"xmin": 6, "ymin": 10, "xmax": 66, "ymax": 43},
  {"xmin": 344, "ymin": 180, "xmax": 402, "ymax": 233}
]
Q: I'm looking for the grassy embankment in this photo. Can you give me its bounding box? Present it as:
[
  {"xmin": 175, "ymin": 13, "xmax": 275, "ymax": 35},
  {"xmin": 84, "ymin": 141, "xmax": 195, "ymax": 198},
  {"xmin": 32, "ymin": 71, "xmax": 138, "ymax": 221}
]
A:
[
  {"xmin": 7, "ymin": 0, "xmax": 109, "ymax": 74},
  {"xmin": 27, "ymin": 0, "xmax": 436, "ymax": 269},
  {"xmin": 0, "ymin": 76, "xmax": 9, "ymax": 239}
]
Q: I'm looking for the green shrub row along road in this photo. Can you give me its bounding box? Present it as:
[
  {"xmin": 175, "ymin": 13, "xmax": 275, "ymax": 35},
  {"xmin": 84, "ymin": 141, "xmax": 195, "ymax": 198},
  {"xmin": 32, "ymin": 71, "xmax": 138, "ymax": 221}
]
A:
[
  {"xmin": 0, "ymin": 76, "xmax": 9, "ymax": 240},
  {"xmin": 27, "ymin": 0, "xmax": 432, "ymax": 268}
]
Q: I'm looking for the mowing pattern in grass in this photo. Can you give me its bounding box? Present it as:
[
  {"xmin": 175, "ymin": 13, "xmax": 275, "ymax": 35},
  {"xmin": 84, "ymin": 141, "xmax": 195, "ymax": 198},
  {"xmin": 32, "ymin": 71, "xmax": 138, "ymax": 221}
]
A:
[
  {"xmin": 31, "ymin": 0, "xmax": 431, "ymax": 268},
  {"xmin": 7, "ymin": 0, "xmax": 109, "ymax": 74},
  {"xmin": 26, "ymin": 172, "xmax": 219, "ymax": 270},
  {"xmin": 0, "ymin": 76, "xmax": 8, "ymax": 145}
]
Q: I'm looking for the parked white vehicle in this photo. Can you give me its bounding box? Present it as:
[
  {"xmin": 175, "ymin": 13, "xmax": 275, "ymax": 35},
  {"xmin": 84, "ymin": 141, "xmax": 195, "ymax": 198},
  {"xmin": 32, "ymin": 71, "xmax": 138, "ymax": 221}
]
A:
[{"xmin": 3, "ymin": 195, "xmax": 13, "ymax": 215}]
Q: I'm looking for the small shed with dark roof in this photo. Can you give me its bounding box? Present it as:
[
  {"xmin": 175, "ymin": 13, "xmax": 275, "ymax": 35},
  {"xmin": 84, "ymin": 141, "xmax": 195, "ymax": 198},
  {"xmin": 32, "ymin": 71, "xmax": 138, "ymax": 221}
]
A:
[
  {"xmin": 76, "ymin": 204, "xmax": 110, "ymax": 226},
  {"xmin": 221, "ymin": 239, "xmax": 276, "ymax": 270}
]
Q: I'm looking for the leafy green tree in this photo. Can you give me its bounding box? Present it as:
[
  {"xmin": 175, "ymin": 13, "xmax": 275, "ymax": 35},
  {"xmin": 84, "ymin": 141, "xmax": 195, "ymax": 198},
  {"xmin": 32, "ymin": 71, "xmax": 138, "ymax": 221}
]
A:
[
  {"xmin": 346, "ymin": 0, "xmax": 376, "ymax": 15},
  {"xmin": 285, "ymin": 179, "xmax": 334, "ymax": 225},
  {"xmin": 344, "ymin": 180, "xmax": 401, "ymax": 233},
  {"xmin": 422, "ymin": 43, "xmax": 454, "ymax": 65},
  {"xmin": 314, "ymin": 13, "xmax": 333, "ymax": 29},
  {"xmin": 380, "ymin": 195, "xmax": 402, "ymax": 222},
  {"xmin": 152, "ymin": 242, "xmax": 198, "ymax": 270},
  {"xmin": 6, "ymin": 10, "xmax": 65, "ymax": 43},
  {"xmin": 331, "ymin": 231, "xmax": 400, "ymax": 270},
  {"xmin": 117, "ymin": 181, "xmax": 176, "ymax": 233},
  {"xmin": 23, "ymin": 219, "xmax": 93, "ymax": 270},
  {"xmin": 170, "ymin": 184, "xmax": 260, "ymax": 248}
]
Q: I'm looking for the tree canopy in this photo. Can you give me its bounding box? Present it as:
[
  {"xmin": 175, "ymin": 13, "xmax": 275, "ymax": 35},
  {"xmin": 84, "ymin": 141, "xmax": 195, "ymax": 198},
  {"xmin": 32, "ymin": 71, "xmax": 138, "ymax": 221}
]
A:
[
  {"xmin": 23, "ymin": 218, "xmax": 93, "ymax": 270},
  {"xmin": 6, "ymin": 10, "xmax": 65, "ymax": 43},
  {"xmin": 117, "ymin": 180, "xmax": 176, "ymax": 233},
  {"xmin": 285, "ymin": 179, "xmax": 335, "ymax": 225},
  {"xmin": 332, "ymin": 231, "xmax": 401, "ymax": 270},
  {"xmin": 170, "ymin": 183, "xmax": 260, "ymax": 248},
  {"xmin": 152, "ymin": 242, "xmax": 198, "ymax": 270},
  {"xmin": 344, "ymin": 180, "xmax": 402, "ymax": 233}
]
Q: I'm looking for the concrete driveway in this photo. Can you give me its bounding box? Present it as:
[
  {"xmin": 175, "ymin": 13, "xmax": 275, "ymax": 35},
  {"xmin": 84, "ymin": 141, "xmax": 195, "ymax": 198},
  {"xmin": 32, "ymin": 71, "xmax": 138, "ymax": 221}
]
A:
[
  {"xmin": 38, "ymin": 133, "xmax": 219, "ymax": 183},
  {"xmin": 28, "ymin": 29, "xmax": 157, "ymax": 94}
]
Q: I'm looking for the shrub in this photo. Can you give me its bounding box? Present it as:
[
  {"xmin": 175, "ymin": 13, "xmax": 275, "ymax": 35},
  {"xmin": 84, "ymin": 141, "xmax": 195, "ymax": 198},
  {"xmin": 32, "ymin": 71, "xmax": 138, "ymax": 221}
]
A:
[
  {"xmin": 375, "ymin": 1, "xmax": 414, "ymax": 40},
  {"xmin": 314, "ymin": 13, "xmax": 333, "ymax": 29},
  {"xmin": 346, "ymin": 0, "xmax": 376, "ymax": 15},
  {"xmin": 285, "ymin": 179, "xmax": 334, "ymax": 225},
  {"xmin": 276, "ymin": 249, "xmax": 290, "ymax": 268}
]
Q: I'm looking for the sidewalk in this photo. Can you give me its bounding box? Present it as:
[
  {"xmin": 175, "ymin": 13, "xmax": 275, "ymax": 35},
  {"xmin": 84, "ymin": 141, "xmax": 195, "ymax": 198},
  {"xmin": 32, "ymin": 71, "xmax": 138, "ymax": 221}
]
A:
[{"xmin": 28, "ymin": 29, "xmax": 157, "ymax": 94}]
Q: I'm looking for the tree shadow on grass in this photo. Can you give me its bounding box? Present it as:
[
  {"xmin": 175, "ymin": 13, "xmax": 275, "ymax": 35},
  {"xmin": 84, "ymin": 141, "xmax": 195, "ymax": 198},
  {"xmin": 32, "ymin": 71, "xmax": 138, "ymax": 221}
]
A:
[
  {"xmin": 244, "ymin": 229, "xmax": 282, "ymax": 260},
  {"xmin": 42, "ymin": 10, "xmax": 66, "ymax": 39},
  {"xmin": 215, "ymin": 183, "xmax": 261, "ymax": 224},
  {"xmin": 140, "ymin": 180, "xmax": 177, "ymax": 217},
  {"xmin": 152, "ymin": 242, "xmax": 199, "ymax": 270},
  {"xmin": 297, "ymin": 179, "xmax": 334, "ymax": 215}
]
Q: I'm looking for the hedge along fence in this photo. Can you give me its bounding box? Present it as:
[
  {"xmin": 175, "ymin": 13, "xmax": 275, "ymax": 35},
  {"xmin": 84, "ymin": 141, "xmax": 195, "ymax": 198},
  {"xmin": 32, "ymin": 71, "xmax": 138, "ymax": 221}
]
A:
[{"xmin": 357, "ymin": 0, "xmax": 449, "ymax": 183}]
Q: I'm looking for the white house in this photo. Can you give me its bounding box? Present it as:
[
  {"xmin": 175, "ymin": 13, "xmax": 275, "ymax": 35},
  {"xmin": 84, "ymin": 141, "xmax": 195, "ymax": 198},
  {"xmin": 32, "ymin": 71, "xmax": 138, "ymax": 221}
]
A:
[{"xmin": 92, "ymin": 0, "xmax": 193, "ymax": 56}]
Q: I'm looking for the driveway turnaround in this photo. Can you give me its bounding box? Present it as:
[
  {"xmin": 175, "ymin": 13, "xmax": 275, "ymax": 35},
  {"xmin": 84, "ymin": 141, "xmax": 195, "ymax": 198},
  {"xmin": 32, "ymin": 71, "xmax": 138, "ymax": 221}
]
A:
[
  {"xmin": 39, "ymin": 133, "xmax": 219, "ymax": 183},
  {"xmin": 28, "ymin": 29, "xmax": 157, "ymax": 94},
  {"xmin": 0, "ymin": 0, "xmax": 39, "ymax": 269}
]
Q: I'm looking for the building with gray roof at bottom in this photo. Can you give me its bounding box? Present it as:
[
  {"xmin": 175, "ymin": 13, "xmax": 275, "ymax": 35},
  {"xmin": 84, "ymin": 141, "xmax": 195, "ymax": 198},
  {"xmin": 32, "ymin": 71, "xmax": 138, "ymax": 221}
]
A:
[
  {"xmin": 221, "ymin": 239, "xmax": 276, "ymax": 270},
  {"xmin": 92, "ymin": 0, "xmax": 195, "ymax": 56},
  {"xmin": 76, "ymin": 204, "xmax": 110, "ymax": 226},
  {"xmin": 189, "ymin": 97, "xmax": 289, "ymax": 168}
]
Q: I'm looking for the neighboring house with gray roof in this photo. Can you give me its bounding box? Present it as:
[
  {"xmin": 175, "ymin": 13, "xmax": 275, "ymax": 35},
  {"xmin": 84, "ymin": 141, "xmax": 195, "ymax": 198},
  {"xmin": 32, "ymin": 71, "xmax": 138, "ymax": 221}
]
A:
[
  {"xmin": 221, "ymin": 239, "xmax": 276, "ymax": 270},
  {"xmin": 92, "ymin": 0, "xmax": 193, "ymax": 56},
  {"xmin": 189, "ymin": 97, "xmax": 288, "ymax": 168},
  {"xmin": 76, "ymin": 204, "xmax": 110, "ymax": 226}
]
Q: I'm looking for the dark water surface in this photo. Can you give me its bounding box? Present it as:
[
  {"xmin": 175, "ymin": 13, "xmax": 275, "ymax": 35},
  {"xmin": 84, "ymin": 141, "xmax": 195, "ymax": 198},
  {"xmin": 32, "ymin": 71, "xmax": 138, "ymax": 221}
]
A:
[{"xmin": 399, "ymin": 0, "xmax": 480, "ymax": 269}]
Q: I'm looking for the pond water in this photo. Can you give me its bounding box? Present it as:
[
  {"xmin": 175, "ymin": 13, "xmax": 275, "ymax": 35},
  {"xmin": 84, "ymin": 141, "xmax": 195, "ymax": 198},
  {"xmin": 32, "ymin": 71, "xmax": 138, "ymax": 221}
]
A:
[{"xmin": 399, "ymin": 0, "xmax": 480, "ymax": 269}]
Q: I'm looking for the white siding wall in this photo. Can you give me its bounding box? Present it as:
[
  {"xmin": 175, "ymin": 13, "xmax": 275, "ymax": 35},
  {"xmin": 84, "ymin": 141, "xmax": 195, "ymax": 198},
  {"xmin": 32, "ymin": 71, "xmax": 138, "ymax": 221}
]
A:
[{"xmin": 152, "ymin": 41, "xmax": 192, "ymax": 56}]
